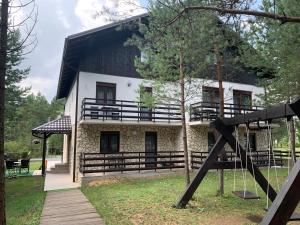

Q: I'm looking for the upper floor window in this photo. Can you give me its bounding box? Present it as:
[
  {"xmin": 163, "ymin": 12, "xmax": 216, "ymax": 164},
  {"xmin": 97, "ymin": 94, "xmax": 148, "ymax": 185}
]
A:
[
  {"xmin": 96, "ymin": 82, "xmax": 116, "ymax": 104},
  {"xmin": 233, "ymin": 90, "xmax": 252, "ymax": 110},
  {"xmin": 202, "ymin": 86, "xmax": 222, "ymax": 106},
  {"xmin": 100, "ymin": 131, "xmax": 120, "ymax": 153}
]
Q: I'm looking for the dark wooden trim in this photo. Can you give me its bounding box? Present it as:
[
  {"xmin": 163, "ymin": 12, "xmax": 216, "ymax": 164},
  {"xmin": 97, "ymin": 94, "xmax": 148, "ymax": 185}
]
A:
[
  {"xmin": 42, "ymin": 133, "xmax": 47, "ymax": 176},
  {"xmin": 73, "ymin": 73, "xmax": 79, "ymax": 182}
]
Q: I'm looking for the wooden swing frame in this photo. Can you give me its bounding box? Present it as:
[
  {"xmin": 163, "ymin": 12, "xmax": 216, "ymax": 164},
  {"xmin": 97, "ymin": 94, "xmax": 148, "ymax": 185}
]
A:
[{"xmin": 174, "ymin": 98, "xmax": 300, "ymax": 225}]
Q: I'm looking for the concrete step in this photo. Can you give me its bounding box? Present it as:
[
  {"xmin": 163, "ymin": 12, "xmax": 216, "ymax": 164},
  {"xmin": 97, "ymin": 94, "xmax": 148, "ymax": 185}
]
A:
[
  {"xmin": 48, "ymin": 163, "xmax": 69, "ymax": 174},
  {"xmin": 53, "ymin": 163, "xmax": 69, "ymax": 169}
]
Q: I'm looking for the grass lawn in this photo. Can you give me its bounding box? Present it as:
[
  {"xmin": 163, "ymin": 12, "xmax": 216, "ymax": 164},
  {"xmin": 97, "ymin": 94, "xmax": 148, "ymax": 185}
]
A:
[
  {"xmin": 6, "ymin": 176, "xmax": 46, "ymax": 225},
  {"xmin": 30, "ymin": 160, "xmax": 42, "ymax": 172},
  {"xmin": 82, "ymin": 169, "xmax": 300, "ymax": 225}
]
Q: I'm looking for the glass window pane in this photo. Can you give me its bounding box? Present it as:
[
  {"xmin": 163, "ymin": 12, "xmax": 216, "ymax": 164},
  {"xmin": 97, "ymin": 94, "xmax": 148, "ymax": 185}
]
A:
[{"xmin": 100, "ymin": 132, "xmax": 119, "ymax": 153}]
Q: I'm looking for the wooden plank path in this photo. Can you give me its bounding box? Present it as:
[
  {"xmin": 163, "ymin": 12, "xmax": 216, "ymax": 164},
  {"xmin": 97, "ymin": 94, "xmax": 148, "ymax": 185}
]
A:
[{"xmin": 40, "ymin": 189, "xmax": 105, "ymax": 225}]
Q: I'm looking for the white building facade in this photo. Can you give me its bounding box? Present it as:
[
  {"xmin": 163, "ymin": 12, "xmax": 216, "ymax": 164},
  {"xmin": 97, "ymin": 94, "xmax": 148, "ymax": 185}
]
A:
[{"xmin": 57, "ymin": 14, "xmax": 268, "ymax": 182}]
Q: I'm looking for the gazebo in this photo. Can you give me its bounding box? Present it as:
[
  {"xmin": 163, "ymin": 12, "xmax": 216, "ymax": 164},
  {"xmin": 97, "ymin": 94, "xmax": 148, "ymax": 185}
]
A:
[{"xmin": 32, "ymin": 116, "xmax": 71, "ymax": 176}]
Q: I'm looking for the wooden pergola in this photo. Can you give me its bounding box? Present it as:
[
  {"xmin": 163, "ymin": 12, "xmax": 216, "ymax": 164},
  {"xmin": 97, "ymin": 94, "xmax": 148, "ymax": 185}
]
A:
[{"xmin": 32, "ymin": 116, "xmax": 71, "ymax": 176}]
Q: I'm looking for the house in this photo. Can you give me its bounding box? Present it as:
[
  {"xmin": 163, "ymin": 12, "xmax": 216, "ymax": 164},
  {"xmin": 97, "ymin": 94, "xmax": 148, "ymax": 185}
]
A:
[{"xmin": 54, "ymin": 14, "xmax": 268, "ymax": 182}]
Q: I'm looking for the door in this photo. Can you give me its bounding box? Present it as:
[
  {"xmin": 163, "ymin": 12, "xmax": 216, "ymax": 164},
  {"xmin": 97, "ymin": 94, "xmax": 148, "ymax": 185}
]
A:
[{"xmin": 145, "ymin": 132, "xmax": 157, "ymax": 168}]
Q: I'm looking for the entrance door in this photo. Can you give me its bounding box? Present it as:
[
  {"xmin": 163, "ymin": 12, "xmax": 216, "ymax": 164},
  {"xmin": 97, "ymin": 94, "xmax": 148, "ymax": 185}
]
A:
[{"xmin": 145, "ymin": 132, "xmax": 157, "ymax": 168}]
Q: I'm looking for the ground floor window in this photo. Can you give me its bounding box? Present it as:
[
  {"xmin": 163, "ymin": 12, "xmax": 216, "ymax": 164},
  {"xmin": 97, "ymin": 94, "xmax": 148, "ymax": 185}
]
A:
[
  {"xmin": 208, "ymin": 132, "xmax": 216, "ymax": 151},
  {"xmin": 244, "ymin": 133, "xmax": 257, "ymax": 151},
  {"xmin": 100, "ymin": 131, "xmax": 120, "ymax": 153}
]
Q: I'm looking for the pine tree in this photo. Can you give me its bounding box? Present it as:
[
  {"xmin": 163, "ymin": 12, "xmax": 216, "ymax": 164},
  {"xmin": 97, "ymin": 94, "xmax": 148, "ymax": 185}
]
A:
[
  {"xmin": 5, "ymin": 29, "xmax": 30, "ymax": 141},
  {"xmin": 127, "ymin": 0, "xmax": 242, "ymax": 186}
]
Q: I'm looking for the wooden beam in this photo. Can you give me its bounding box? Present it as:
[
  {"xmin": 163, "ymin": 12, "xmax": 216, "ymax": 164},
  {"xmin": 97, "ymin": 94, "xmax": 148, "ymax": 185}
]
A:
[
  {"xmin": 174, "ymin": 135, "xmax": 228, "ymax": 208},
  {"xmin": 260, "ymin": 159, "xmax": 300, "ymax": 225},
  {"xmin": 214, "ymin": 119, "xmax": 277, "ymax": 202},
  {"xmin": 221, "ymin": 98, "xmax": 300, "ymax": 127},
  {"xmin": 222, "ymin": 103, "xmax": 294, "ymax": 126}
]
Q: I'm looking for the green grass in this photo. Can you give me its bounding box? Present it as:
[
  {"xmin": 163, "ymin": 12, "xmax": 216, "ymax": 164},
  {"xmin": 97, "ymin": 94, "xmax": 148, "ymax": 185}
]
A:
[
  {"xmin": 82, "ymin": 169, "xmax": 299, "ymax": 225},
  {"xmin": 30, "ymin": 161, "xmax": 42, "ymax": 171},
  {"xmin": 6, "ymin": 176, "xmax": 46, "ymax": 225}
]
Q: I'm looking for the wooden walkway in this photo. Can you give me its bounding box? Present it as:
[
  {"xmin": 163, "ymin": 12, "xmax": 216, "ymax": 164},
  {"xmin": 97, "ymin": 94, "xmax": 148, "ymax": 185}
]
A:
[{"xmin": 40, "ymin": 189, "xmax": 105, "ymax": 225}]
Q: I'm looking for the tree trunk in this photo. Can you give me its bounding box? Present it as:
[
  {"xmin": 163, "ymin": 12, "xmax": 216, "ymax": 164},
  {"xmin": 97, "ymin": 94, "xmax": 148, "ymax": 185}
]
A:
[
  {"xmin": 179, "ymin": 48, "xmax": 190, "ymax": 186},
  {"xmin": 214, "ymin": 45, "xmax": 225, "ymax": 196},
  {"xmin": 288, "ymin": 117, "xmax": 296, "ymax": 170},
  {"xmin": 0, "ymin": 0, "xmax": 9, "ymax": 224}
]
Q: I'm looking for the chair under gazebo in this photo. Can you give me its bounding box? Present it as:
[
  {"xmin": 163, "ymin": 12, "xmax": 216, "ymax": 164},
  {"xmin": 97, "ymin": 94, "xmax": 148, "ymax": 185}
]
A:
[{"xmin": 32, "ymin": 116, "xmax": 71, "ymax": 176}]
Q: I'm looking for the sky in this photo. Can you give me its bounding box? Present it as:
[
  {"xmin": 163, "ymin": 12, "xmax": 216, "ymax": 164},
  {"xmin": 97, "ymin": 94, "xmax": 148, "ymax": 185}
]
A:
[{"xmin": 17, "ymin": 0, "xmax": 147, "ymax": 101}]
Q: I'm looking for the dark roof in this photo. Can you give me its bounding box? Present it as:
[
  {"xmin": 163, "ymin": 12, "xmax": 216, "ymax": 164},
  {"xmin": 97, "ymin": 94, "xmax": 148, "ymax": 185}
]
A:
[
  {"xmin": 32, "ymin": 116, "xmax": 71, "ymax": 136},
  {"xmin": 56, "ymin": 13, "xmax": 148, "ymax": 99}
]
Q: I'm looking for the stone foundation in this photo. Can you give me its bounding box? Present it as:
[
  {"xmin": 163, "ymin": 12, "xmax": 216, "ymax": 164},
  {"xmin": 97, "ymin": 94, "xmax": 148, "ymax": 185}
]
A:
[{"xmin": 66, "ymin": 123, "xmax": 269, "ymax": 182}]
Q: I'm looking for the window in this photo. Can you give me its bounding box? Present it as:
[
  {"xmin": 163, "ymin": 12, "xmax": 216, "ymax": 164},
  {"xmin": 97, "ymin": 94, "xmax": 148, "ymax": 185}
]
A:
[
  {"xmin": 202, "ymin": 87, "xmax": 220, "ymax": 104},
  {"xmin": 208, "ymin": 132, "xmax": 216, "ymax": 151},
  {"xmin": 233, "ymin": 90, "xmax": 252, "ymax": 112},
  {"xmin": 244, "ymin": 133, "xmax": 256, "ymax": 152},
  {"xmin": 96, "ymin": 82, "xmax": 116, "ymax": 104},
  {"xmin": 100, "ymin": 131, "xmax": 120, "ymax": 153}
]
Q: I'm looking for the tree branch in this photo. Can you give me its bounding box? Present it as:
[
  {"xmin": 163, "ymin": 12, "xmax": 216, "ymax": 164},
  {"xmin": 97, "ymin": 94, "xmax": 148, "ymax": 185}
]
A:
[{"xmin": 168, "ymin": 6, "xmax": 300, "ymax": 25}]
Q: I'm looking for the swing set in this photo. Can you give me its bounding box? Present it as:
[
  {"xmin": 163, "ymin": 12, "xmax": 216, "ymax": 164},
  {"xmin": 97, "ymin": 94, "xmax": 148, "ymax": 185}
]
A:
[{"xmin": 174, "ymin": 97, "xmax": 300, "ymax": 225}]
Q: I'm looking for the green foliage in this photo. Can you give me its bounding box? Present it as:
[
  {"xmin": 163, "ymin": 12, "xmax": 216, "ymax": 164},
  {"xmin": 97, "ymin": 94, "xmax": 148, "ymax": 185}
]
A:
[
  {"xmin": 5, "ymin": 29, "xmax": 30, "ymax": 140},
  {"xmin": 4, "ymin": 141, "xmax": 27, "ymax": 155},
  {"xmin": 241, "ymin": 0, "xmax": 300, "ymax": 104},
  {"xmin": 4, "ymin": 93, "xmax": 65, "ymax": 157}
]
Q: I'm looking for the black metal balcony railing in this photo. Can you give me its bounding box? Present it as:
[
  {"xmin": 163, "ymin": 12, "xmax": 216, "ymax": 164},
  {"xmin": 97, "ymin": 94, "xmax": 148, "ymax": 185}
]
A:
[
  {"xmin": 80, "ymin": 151, "xmax": 185, "ymax": 174},
  {"xmin": 81, "ymin": 98, "xmax": 181, "ymax": 122},
  {"xmin": 189, "ymin": 102, "xmax": 264, "ymax": 121}
]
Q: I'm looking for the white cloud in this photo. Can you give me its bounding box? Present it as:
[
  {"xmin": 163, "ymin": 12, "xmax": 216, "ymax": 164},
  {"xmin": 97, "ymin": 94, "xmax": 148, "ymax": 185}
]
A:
[
  {"xmin": 57, "ymin": 9, "xmax": 71, "ymax": 29},
  {"xmin": 75, "ymin": 0, "xmax": 146, "ymax": 30},
  {"xmin": 20, "ymin": 76, "xmax": 58, "ymax": 100}
]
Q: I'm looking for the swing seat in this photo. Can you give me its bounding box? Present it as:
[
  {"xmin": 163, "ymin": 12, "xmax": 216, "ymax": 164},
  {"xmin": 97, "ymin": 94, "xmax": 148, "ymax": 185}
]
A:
[{"xmin": 232, "ymin": 191, "xmax": 260, "ymax": 200}]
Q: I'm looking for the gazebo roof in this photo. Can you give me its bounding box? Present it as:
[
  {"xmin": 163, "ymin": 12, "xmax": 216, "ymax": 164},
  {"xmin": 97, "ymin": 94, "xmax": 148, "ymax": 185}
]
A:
[{"xmin": 32, "ymin": 116, "xmax": 71, "ymax": 137}]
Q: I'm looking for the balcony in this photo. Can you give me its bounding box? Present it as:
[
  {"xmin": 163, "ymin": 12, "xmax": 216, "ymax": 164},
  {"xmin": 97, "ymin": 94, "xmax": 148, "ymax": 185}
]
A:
[
  {"xmin": 80, "ymin": 98, "xmax": 182, "ymax": 124},
  {"xmin": 189, "ymin": 102, "xmax": 264, "ymax": 122}
]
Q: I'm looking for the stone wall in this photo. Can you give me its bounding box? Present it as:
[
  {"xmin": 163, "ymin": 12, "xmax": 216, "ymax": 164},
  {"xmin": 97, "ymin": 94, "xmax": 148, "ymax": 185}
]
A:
[
  {"xmin": 66, "ymin": 122, "xmax": 269, "ymax": 181},
  {"xmin": 186, "ymin": 125, "xmax": 269, "ymax": 153},
  {"xmin": 73, "ymin": 124, "xmax": 182, "ymax": 181},
  {"xmin": 77, "ymin": 124, "xmax": 181, "ymax": 153}
]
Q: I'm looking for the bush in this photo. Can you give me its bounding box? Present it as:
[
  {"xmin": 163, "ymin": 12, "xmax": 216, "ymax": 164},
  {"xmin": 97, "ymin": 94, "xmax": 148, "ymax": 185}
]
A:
[{"xmin": 4, "ymin": 141, "xmax": 29, "ymax": 158}]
